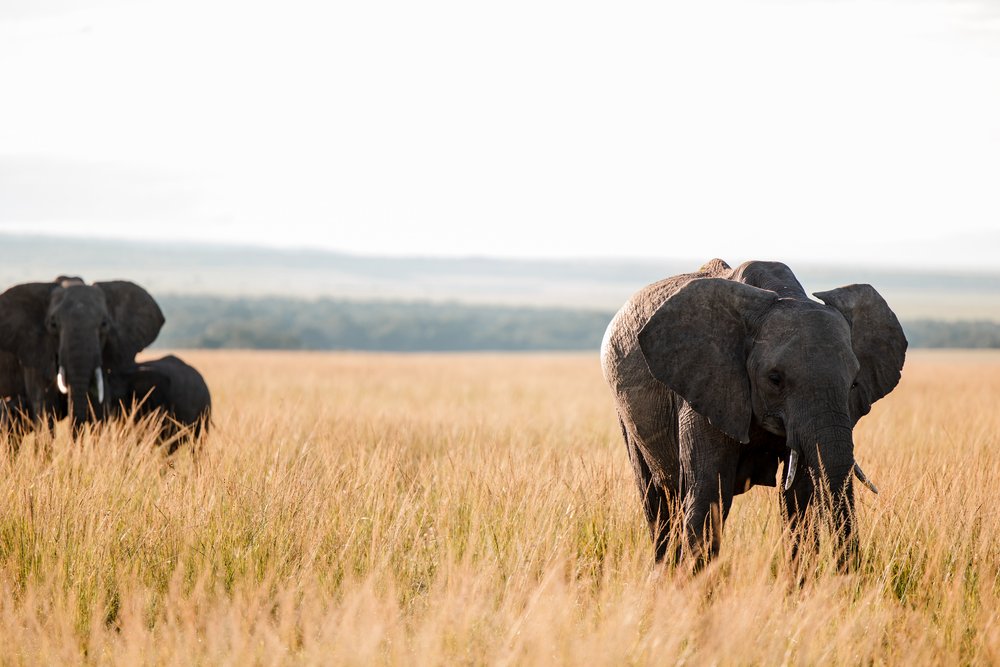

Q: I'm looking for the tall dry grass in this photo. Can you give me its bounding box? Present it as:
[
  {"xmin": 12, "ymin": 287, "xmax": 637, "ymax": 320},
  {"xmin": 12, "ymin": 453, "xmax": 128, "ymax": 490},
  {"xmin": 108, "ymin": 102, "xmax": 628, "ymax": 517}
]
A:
[{"xmin": 1, "ymin": 350, "xmax": 998, "ymax": 665}]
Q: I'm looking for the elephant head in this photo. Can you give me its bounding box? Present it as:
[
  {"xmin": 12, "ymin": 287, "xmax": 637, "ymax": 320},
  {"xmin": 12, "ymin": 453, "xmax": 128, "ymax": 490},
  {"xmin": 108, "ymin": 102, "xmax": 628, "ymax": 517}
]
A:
[
  {"xmin": 0, "ymin": 278, "xmax": 164, "ymax": 428},
  {"xmin": 638, "ymin": 278, "xmax": 906, "ymax": 561}
]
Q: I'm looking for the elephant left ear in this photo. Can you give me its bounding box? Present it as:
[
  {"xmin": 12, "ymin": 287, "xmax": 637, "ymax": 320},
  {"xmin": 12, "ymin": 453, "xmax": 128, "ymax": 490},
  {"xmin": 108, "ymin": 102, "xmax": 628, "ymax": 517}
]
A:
[
  {"xmin": 814, "ymin": 284, "xmax": 907, "ymax": 422},
  {"xmin": 95, "ymin": 281, "xmax": 165, "ymax": 367}
]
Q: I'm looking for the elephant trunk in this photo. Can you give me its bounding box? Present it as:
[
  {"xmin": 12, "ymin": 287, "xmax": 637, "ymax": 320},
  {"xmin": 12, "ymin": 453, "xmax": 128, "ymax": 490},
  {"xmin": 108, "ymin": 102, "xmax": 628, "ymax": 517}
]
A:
[
  {"xmin": 58, "ymin": 339, "xmax": 105, "ymax": 428},
  {"xmin": 822, "ymin": 438, "xmax": 857, "ymax": 571},
  {"xmin": 784, "ymin": 414, "xmax": 858, "ymax": 569},
  {"xmin": 65, "ymin": 369, "xmax": 104, "ymax": 427}
]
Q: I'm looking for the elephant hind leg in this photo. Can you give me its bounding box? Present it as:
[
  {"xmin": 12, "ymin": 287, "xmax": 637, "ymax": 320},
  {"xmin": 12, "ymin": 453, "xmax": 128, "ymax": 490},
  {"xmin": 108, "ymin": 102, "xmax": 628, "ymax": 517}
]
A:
[{"xmin": 621, "ymin": 417, "xmax": 678, "ymax": 564}]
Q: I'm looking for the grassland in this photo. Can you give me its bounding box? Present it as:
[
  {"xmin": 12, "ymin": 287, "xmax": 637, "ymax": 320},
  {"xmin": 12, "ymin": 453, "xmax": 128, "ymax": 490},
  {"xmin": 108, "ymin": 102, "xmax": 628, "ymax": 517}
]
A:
[{"xmin": 1, "ymin": 350, "xmax": 998, "ymax": 665}]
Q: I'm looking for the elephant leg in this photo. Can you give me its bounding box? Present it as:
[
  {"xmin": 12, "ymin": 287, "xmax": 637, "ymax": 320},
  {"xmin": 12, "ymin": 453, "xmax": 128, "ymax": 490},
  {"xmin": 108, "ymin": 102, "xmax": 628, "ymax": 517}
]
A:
[
  {"xmin": 165, "ymin": 422, "xmax": 193, "ymax": 455},
  {"xmin": 1, "ymin": 399, "xmax": 34, "ymax": 456},
  {"xmin": 679, "ymin": 405, "xmax": 738, "ymax": 570},
  {"xmin": 621, "ymin": 416, "xmax": 678, "ymax": 563}
]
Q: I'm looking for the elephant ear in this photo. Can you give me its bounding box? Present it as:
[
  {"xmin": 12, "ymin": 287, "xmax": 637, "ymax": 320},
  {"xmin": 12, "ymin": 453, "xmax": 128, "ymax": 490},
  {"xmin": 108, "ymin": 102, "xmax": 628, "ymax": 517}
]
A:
[
  {"xmin": 638, "ymin": 278, "xmax": 779, "ymax": 444},
  {"xmin": 814, "ymin": 284, "xmax": 907, "ymax": 422},
  {"xmin": 95, "ymin": 281, "xmax": 165, "ymax": 367},
  {"xmin": 0, "ymin": 282, "xmax": 58, "ymax": 369}
]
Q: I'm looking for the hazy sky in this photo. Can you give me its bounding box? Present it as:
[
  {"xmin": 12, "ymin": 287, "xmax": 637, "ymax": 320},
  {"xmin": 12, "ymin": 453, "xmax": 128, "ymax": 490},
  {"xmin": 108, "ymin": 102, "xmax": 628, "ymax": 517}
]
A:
[{"xmin": 1, "ymin": 0, "xmax": 998, "ymax": 268}]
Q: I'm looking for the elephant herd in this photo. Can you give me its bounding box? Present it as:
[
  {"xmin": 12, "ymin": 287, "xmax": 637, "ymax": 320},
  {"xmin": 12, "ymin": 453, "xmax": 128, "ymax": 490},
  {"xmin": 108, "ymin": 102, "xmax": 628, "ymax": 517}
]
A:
[
  {"xmin": 0, "ymin": 276, "xmax": 210, "ymax": 452},
  {"xmin": 1, "ymin": 260, "xmax": 907, "ymax": 570}
]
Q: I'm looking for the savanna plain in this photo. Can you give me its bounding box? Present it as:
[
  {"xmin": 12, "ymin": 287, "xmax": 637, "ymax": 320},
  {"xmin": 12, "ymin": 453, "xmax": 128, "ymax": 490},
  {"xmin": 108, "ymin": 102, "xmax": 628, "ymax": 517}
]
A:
[{"xmin": 1, "ymin": 350, "xmax": 999, "ymax": 665}]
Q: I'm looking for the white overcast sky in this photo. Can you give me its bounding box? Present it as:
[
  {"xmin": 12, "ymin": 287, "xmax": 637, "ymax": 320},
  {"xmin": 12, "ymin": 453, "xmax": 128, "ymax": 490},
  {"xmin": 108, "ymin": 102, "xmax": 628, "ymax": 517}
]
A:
[{"xmin": 1, "ymin": 0, "xmax": 998, "ymax": 269}]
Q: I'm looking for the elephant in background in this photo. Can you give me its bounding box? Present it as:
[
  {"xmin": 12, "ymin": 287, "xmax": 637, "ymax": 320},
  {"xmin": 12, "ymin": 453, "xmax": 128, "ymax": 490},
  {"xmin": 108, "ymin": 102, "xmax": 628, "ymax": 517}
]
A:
[
  {"xmin": 601, "ymin": 259, "xmax": 907, "ymax": 568},
  {"xmin": 107, "ymin": 354, "xmax": 212, "ymax": 452},
  {"xmin": 0, "ymin": 276, "xmax": 164, "ymax": 437}
]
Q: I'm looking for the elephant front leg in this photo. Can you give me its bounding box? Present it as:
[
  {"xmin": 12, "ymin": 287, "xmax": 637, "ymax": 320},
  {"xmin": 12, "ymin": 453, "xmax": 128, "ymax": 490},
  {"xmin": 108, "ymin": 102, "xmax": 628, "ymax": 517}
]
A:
[{"xmin": 679, "ymin": 406, "xmax": 738, "ymax": 570}]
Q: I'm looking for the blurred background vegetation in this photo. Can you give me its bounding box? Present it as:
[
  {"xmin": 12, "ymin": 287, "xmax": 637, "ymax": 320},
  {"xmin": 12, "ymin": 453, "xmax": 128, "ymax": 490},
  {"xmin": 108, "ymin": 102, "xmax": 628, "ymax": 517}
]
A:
[
  {"xmin": 3, "ymin": 235, "xmax": 998, "ymax": 351},
  {"xmin": 156, "ymin": 297, "xmax": 611, "ymax": 351},
  {"xmin": 155, "ymin": 296, "xmax": 1000, "ymax": 351}
]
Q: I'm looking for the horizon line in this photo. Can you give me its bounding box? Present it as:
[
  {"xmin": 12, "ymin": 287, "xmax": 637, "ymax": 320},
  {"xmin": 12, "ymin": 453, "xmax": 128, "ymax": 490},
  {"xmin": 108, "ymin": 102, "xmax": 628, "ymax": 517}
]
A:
[{"xmin": 2, "ymin": 230, "xmax": 998, "ymax": 277}]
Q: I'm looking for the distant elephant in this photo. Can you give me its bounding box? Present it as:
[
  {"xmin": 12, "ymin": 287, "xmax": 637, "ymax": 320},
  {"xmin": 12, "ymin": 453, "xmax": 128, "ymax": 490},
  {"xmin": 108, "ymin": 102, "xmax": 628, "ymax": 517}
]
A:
[
  {"xmin": 107, "ymin": 354, "xmax": 211, "ymax": 452},
  {"xmin": 601, "ymin": 259, "xmax": 906, "ymax": 568},
  {"xmin": 0, "ymin": 276, "xmax": 164, "ymax": 434}
]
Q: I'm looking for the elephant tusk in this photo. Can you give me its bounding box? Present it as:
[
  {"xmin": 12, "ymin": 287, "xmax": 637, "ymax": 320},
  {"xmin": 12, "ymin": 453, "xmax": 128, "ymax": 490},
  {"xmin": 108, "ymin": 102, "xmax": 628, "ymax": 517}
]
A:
[
  {"xmin": 57, "ymin": 367, "xmax": 69, "ymax": 395},
  {"xmin": 784, "ymin": 449, "xmax": 799, "ymax": 491},
  {"xmin": 95, "ymin": 368, "xmax": 105, "ymax": 404},
  {"xmin": 854, "ymin": 463, "xmax": 879, "ymax": 495}
]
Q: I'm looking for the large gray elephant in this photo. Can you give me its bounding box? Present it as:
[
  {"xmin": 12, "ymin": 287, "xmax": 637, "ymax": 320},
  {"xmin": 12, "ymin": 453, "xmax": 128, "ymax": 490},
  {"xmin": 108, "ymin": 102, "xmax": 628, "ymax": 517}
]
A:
[
  {"xmin": 601, "ymin": 259, "xmax": 907, "ymax": 568},
  {"xmin": 0, "ymin": 276, "xmax": 164, "ymax": 435}
]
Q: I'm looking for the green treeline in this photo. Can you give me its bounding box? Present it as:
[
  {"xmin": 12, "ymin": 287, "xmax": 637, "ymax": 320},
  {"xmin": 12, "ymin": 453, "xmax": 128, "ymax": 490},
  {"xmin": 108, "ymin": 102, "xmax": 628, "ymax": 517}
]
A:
[
  {"xmin": 902, "ymin": 319, "xmax": 1000, "ymax": 349},
  {"xmin": 156, "ymin": 296, "xmax": 611, "ymax": 351},
  {"xmin": 155, "ymin": 296, "xmax": 1000, "ymax": 351}
]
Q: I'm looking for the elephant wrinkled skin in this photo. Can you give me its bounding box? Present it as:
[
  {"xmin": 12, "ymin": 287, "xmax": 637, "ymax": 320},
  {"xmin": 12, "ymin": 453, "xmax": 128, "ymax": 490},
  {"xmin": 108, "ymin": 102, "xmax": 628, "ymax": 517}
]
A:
[{"xmin": 601, "ymin": 259, "xmax": 907, "ymax": 568}]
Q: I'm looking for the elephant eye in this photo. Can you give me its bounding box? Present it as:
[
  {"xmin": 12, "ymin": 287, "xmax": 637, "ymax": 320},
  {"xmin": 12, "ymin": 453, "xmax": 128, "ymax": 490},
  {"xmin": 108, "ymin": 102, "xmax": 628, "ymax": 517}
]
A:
[
  {"xmin": 851, "ymin": 380, "xmax": 859, "ymax": 390},
  {"xmin": 767, "ymin": 371, "xmax": 782, "ymax": 387},
  {"xmin": 46, "ymin": 317, "xmax": 58, "ymax": 333},
  {"xmin": 100, "ymin": 318, "xmax": 111, "ymax": 332}
]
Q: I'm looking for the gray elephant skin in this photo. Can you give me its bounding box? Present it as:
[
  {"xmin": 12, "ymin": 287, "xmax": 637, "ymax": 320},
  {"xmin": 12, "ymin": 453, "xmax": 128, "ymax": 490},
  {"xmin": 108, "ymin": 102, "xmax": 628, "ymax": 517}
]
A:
[
  {"xmin": 601, "ymin": 259, "xmax": 907, "ymax": 568},
  {"xmin": 0, "ymin": 276, "xmax": 164, "ymax": 434},
  {"xmin": 108, "ymin": 354, "xmax": 212, "ymax": 452}
]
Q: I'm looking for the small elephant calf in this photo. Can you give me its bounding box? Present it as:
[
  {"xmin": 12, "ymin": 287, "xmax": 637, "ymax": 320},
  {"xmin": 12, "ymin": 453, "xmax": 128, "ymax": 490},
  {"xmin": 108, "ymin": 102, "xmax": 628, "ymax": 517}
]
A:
[{"xmin": 109, "ymin": 354, "xmax": 211, "ymax": 452}]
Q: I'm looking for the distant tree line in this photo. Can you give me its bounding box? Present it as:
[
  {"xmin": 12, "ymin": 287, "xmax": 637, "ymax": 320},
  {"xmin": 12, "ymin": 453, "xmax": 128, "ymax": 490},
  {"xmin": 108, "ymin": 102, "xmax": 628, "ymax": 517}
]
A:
[
  {"xmin": 155, "ymin": 296, "xmax": 611, "ymax": 351},
  {"xmin": 902, "ymin": 319, "xmax": 1000, "ymax": 349},
  {"xmin": 154, "ymin": 296, "xmax": 1000, "ymax": 351}
]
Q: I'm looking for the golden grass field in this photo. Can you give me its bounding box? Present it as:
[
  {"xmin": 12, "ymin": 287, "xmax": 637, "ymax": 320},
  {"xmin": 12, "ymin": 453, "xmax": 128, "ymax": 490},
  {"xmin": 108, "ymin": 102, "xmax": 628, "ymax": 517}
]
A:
[{"xmin": 1, "ymin": 349, "xmax": 999, "ymax": 665}]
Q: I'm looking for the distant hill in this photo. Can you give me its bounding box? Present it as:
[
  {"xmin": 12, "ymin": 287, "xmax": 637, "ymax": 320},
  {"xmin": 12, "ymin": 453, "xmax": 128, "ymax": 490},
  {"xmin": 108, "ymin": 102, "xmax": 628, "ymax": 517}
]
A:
[{"xmin": 1, "ymin": 233, "xmax": 999, "ymax": 321}]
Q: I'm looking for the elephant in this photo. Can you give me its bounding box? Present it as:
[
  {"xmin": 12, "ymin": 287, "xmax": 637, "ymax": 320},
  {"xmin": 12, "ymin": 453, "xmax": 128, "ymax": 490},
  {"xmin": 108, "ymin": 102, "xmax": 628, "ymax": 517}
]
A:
[
  {"xmin": 107, "ymin": 354, "xmax": 211, "ymax": 452},
  {"xmin": 601, "ymin": 259, "xmax": 907, "ymax": 568},
  {"xmin": 0, "ymin": 276, "xmax": 164, "ymax": 437}
]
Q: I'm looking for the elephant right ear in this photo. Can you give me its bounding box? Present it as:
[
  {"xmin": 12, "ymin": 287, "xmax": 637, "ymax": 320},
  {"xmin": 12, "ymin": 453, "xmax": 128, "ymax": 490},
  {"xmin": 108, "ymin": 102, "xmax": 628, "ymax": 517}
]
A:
[
  {"xmin": 0, "ymin": 282, "xmax": 59, "ymax": 369},
  {"xmin": 638, "ymin": 278, "xmax": 778, "ymax": 444},
  {"xmin": 95, "ymin": 281, "xmax": 165, "ymax": 367},
  {"xmin": 813, "ymin": 284, "xmax": 907, "ymax": 422}
]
